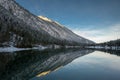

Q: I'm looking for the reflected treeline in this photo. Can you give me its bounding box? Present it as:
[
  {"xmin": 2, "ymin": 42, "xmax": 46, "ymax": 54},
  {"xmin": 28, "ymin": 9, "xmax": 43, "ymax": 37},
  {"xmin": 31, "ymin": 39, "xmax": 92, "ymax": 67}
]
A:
[
  {"xmin": 0, "ymin": 49, "xmax": 94, "ymax": 80},
  {"xmin": 87, "ymin": 48, "xmax": 120, "ymax": 56},
  {"xmin": 98, "ymin": 49, "xmax": 120, "ymax": 56}
]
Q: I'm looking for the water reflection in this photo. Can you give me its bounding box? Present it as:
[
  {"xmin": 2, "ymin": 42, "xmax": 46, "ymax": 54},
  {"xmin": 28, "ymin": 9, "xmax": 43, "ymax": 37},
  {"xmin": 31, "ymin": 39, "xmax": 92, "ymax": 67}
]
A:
[
  {"xmin": 32, "ymin": 49, "xmax": 120, "ymax": 80},
  {"xmin": 0, "ymin": 49, "xmax": 93, "ymax": 80},
  {"xmin": 97, "ymin": 49, "xmax": 120, "ymax": 56}
]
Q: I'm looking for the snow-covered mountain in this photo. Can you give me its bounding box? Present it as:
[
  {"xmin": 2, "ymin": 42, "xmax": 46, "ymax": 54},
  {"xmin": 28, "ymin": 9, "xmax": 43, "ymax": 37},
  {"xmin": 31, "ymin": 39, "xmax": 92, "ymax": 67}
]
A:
[{"xmin": 0, "ymin": 0, "xmax": 94, "ymax": 47}]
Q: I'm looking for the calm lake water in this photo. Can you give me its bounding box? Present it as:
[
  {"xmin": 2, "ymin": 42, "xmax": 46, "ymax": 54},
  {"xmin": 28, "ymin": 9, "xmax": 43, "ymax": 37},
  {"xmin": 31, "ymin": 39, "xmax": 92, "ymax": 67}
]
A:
[{"xmin": 0, "ymin": 49, "xmax": 120, "ymax": 80}]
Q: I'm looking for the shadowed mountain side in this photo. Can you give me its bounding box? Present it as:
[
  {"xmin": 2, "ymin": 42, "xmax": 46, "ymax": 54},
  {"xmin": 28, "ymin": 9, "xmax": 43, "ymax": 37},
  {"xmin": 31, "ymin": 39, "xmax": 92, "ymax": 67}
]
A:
[
  {"xmin": 0, "ymin": 0, "xmax": 94, "ymax": 48},
  {"xmin": 0, "ymin": 5, "xmax": 55, "ymax": 47},
  {"xmin": 0, "ymin": 49, "xmax": 94, "ymax": 80}
]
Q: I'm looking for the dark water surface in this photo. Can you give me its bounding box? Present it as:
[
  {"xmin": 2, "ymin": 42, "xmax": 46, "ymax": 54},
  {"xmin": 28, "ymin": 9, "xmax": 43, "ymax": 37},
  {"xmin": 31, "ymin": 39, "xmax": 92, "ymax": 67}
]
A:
[{"xmin": 0, "ymin": 49, "xmax": 120, "ymax": 80}]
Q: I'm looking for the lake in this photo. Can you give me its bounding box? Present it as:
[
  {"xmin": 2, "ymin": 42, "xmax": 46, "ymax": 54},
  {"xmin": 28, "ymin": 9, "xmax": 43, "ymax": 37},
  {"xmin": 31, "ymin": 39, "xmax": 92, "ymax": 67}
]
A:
[{"xmin": 0, "ymin": 49, "xmax": 120, "ymax": 80}]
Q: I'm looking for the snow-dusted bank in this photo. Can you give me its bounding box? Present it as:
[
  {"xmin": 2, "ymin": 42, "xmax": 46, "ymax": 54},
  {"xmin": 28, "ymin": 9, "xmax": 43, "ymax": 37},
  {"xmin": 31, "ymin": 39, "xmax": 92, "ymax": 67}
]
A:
[
  {"xmin": 0, "ymin": 45, "xmax": 47, "ymax": 52},
  {"xmin": 0, "ymin": 47, "xmax": 31, "ymax": 52},
  {"xmin": 86, "ymin": 46, "xmax": 120, "ymax": 50},
  {"xmin": 0, "ymin": 44, "xmax": 85, "ymax": 52}
]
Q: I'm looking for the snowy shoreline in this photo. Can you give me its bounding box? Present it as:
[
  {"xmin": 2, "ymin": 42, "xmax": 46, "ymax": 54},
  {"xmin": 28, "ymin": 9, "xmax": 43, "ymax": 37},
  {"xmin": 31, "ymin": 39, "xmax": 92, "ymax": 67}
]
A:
[
  {"xmin": 86, "ymin": 46, "xmax": 120, "ymax": 50},
  {"xmin": 0, "ymin": 46, "xmax": 47, "ymax": 52}
]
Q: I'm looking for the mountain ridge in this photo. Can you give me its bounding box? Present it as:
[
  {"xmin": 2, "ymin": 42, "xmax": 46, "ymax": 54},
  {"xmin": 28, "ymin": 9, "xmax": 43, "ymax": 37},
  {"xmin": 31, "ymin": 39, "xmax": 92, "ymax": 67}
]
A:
[{"xmin": 0, "ymin": 0, "xmax": 94, "ymax": 48}]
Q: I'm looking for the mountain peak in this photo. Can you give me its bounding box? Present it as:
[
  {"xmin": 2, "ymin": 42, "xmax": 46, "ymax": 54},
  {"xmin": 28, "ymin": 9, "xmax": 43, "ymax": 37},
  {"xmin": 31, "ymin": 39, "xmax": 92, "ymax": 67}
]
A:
[
  {"xmin": 38, "ymin": 16, "xmax": 64, "ymax": 27},
  {"xmin": 38, "ymin": 16, "xmax": 52, "ymax": 22}
]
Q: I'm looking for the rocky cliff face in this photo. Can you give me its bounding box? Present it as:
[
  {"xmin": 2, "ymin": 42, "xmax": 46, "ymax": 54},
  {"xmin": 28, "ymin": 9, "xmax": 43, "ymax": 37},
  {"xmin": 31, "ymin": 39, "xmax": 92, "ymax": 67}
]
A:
[{"xmin": 0, "ymin": 0, "xmax": 94, "ymax": 47}]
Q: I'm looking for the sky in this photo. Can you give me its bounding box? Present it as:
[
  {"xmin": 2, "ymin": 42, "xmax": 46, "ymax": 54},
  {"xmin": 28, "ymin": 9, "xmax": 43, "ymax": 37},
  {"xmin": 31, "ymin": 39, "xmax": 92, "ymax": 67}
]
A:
[{"xmin": 15, "ymin": 0, "xmax": 120, "ymax": 43}]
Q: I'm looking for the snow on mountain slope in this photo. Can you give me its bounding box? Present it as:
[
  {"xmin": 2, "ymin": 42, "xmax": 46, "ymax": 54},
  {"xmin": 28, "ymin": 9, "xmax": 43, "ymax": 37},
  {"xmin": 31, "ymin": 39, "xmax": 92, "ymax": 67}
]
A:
[
  {"xmin": 38, "ymin": 16, "xmax": 84, "ymax": 42},
  {"xmin": 0, "ymin": 5, "xmax": 54, "ymax": 47},
  {"xmin": 0, "ymin": 0, "xmax": 94, "ymax": 47}
]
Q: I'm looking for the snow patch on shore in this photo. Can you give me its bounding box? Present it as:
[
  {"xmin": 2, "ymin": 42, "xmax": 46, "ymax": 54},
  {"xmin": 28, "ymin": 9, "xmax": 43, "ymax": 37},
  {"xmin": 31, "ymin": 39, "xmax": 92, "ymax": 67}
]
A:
[
  {"xmin": 0, "ymin": 46, "xmax": 31, "ymax": 52},
  {"xmin": 0, "ymin": 45, "xmax": 47, "ymax": 52},
  {"xmin": 86, "ymin": 46, "xmax": 120, "ymax": 50}
]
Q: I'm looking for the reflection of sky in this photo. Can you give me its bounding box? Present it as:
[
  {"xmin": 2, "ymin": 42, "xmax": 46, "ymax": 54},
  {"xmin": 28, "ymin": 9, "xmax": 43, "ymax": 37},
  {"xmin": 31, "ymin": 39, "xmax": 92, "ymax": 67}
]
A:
[
  {"xmin": 73, "ymin": 51, "xmax": 120, "ymax": 71},
  {"xmin": 15, "ymin": 0, "xmax": 120, "ymax": 43},
  {"xmin": 31, "ymin": 51, "xmax": 120, "ymax": 80}
]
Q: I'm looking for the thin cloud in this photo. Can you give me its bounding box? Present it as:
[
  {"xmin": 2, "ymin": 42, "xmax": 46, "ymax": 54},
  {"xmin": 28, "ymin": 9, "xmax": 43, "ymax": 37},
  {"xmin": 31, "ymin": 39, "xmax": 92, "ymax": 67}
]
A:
[{"xmin": 70, "ymin": 23, "xmax": 120, "ymax": 43}]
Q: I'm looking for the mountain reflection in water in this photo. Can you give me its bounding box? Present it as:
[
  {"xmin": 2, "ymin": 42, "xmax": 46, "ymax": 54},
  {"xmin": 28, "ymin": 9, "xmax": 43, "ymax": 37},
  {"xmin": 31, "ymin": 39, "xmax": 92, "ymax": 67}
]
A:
[
  {"xmin": 32, "ymin": 49, "xmax": 120, "ymax": 80},
  {"xmin": 0, "ymin": 49, "xmax": 93, "ymax": 80}
]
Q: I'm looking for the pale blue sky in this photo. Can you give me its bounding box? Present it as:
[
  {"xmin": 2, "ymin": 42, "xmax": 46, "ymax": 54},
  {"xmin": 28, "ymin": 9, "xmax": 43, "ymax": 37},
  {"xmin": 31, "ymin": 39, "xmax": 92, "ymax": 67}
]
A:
[{"xmin": 16, "ymin": 0, "xmax": 120, "ymax": 43}]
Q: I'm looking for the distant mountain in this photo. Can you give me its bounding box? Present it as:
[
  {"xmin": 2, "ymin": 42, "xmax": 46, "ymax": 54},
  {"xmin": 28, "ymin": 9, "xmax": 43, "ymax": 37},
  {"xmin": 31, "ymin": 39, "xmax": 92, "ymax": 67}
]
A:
[
  {"xmin": 97, "ymin": 39, "xmax": 120, "ymax": 46},
  {"xmin": 87, "ymin": 39, "xmax": 120, "ymax": 50},
  {"xmin": 0, "ymin": 0, "xmax": 94, "ymax": 48}
]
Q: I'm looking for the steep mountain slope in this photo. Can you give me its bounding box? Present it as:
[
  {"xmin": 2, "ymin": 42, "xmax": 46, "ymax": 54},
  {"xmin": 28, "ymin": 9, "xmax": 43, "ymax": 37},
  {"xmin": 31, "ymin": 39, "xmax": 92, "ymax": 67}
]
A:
[
  {"xmin": 0, "ymin": 0, "xmax": 94, "ymax": 47},
  {"xmin": 0, "ymin": 5, "xmax": 55, "ymax": 47}
]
